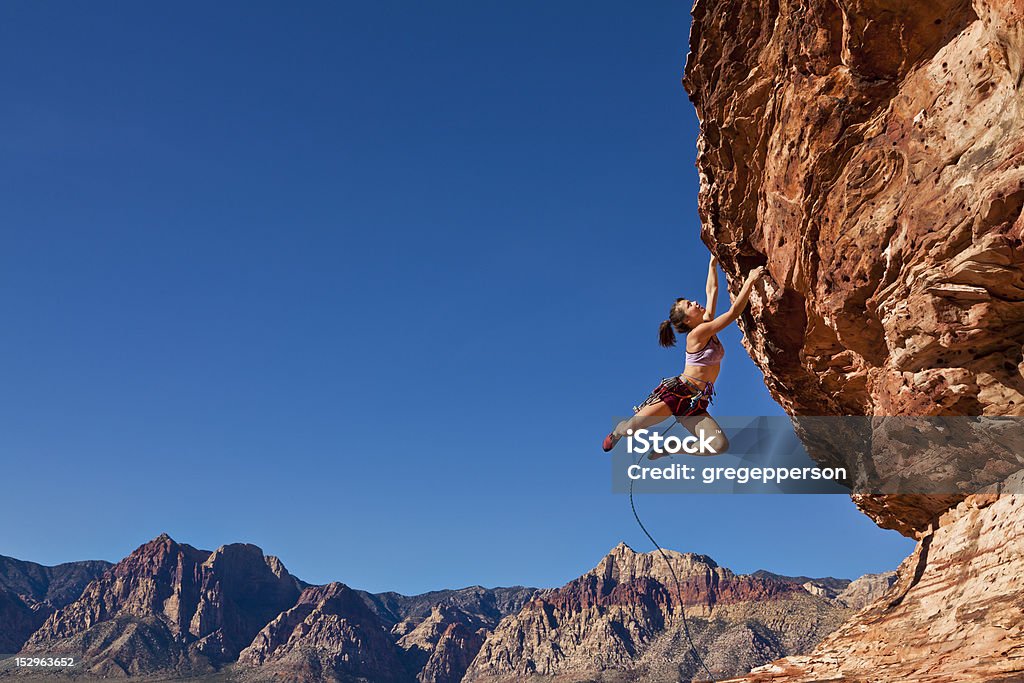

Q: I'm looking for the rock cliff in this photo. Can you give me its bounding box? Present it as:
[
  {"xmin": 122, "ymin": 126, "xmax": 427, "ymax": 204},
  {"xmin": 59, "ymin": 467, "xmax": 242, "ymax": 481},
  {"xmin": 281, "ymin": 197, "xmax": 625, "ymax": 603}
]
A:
[
  {"xmin": 685, "ymin": 0, "xmax": 1024, "ymax": 420},
  {"xmin": 721, "ymin": 494, "xmax": 1024, "ymax": 683},
  {"xmin": 683, "ymin": 0, "xmax": 1024, "ymax": 679},
  {"xmin": 363, "ymin": 586, "xmax": 536, "ymax": 632}
]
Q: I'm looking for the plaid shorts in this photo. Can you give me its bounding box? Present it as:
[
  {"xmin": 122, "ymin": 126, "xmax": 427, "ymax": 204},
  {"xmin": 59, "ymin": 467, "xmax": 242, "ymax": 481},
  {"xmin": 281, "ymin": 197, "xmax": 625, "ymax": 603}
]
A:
[{"xmin": 635, "ymin": 376, "xmax": 714, "ymax": 417}]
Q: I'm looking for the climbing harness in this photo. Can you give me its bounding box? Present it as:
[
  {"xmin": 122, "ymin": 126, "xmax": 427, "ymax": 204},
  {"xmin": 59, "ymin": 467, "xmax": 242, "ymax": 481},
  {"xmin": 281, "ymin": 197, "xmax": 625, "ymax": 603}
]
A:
[
  {"xmin": 628, "ymin": 418, "xmax": 717, "ymax": 683},
  {"xmin": 634, "ymin": 375, "xmax": 716, "ymax": 418},
  {"xmin": 685, "ymin": 377, "xmax": 716, "ymax": 414}
]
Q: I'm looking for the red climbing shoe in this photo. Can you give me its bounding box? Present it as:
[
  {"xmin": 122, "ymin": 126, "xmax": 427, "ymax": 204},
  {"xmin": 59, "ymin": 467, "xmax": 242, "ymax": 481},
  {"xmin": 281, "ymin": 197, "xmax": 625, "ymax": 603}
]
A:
[{"xmin": 602, "ymin": 432, "xmax": 621, "ymax": 452}]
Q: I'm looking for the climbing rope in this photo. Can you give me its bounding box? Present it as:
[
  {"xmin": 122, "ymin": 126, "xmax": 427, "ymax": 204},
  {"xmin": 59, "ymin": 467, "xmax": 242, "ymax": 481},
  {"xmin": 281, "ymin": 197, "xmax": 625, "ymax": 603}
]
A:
[{"xmin": 628, "ymin": 418, "xmax": 717, "ymax": 683}]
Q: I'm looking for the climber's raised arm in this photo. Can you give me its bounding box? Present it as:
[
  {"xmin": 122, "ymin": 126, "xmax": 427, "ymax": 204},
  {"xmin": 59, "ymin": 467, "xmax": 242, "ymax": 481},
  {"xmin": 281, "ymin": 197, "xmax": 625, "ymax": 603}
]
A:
[
  {"xmin": 704, "ymin": 254, "xmax": 718, "ymax": 321},
  {"xmin": 690, "ymin": 266, "xmax": 765, "ymax": 344}
]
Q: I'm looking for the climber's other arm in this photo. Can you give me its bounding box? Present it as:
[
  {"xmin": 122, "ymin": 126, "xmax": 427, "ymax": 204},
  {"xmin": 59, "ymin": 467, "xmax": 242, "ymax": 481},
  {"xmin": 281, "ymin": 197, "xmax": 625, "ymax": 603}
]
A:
[
  {"xmin": 704, "ymin": 254, "xmax": 719, "ymax": 321},
  {"xmin": 691, "ymin": 266, "xmax": 765, "ymax": 344}
]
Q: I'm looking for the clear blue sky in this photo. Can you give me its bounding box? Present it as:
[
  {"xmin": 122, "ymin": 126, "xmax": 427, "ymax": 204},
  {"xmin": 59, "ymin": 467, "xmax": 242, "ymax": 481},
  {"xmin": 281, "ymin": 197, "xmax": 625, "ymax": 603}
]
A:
[{"xmin": 0, "ymin": 1, "xmax": 913, "ymax": 593}]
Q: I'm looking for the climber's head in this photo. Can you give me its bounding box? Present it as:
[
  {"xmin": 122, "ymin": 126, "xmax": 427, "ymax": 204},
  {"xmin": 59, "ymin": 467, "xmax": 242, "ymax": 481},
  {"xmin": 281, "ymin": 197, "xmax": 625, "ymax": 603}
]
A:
[{"xmin": 658, "ymin": 298, "xmax": 704, "ymax": 347}]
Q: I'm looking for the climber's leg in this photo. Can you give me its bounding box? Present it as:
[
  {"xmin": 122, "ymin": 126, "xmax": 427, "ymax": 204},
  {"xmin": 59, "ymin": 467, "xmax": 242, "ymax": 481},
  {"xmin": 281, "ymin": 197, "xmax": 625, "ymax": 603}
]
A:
[
  {"xmin": 679, "ymin": 412, "xmax": 729, "ymax": 455},
  {"xmin": 616, "ymin": 400, "xmax": 674, "ymax": 436},
  {"xmin": 646, "ymin": 412, "xmax": 729, "ymax": 459},
  {"xmin": 603, "ymin": 400, "xmax": 673, "ymax": 451}
]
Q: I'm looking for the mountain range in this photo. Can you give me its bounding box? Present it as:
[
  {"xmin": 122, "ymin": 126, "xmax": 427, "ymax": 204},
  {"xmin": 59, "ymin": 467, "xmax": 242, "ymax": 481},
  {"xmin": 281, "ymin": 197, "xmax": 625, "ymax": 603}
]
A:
[{"xmin": 0, "ymin": 534, "xmax": 893, "ymax": 682}]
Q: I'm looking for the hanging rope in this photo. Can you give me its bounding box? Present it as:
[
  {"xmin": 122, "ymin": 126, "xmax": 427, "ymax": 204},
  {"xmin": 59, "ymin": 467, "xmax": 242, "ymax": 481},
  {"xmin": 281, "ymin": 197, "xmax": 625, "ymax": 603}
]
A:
[{"xmin": 628, "ymin": 419, "xmax": 717, "ymax": 683}]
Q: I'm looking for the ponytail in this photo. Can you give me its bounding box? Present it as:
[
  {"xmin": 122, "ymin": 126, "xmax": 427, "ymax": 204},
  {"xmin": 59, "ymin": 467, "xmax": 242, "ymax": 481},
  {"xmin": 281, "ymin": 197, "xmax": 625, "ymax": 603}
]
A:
[
  {"xmin": 658, "ymin": 319, "xmax": 677, "ymax": 347},
  {"xmin": 660, "ymin": 298, "xmax": 695, "ymax": 347}
]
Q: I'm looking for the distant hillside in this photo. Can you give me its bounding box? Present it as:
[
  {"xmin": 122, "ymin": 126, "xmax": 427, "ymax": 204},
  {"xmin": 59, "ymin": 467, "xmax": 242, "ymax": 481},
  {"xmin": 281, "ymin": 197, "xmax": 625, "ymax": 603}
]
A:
[{"xmin": 0, "ymin": 555, "xmax": 111, "ymax": 654}]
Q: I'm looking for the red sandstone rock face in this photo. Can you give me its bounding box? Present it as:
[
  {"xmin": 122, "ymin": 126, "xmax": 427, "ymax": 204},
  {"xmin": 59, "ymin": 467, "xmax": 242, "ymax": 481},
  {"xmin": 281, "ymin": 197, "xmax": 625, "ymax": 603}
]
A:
[
  {"xmin": 721, "ymin": 495, "xmax": 1024, "ymax": 683},
  {"xmin": 683, "ymin": 1, "xmax": 1024, "ymax": 680},
  {"xmin": 685, "ymin": 0, "xmax": 1024, "ymax": 418},
  {"xmin": 684, "ymin": 0, "xmax": 1024, "ymax": 533}
]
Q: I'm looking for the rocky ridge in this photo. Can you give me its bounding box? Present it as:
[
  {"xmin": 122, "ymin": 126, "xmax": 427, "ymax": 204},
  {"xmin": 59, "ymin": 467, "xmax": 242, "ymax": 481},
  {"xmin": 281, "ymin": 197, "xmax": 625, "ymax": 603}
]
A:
[{"xmin": 364, "ymin": 586, "xmax": 535, "ymax": 632}]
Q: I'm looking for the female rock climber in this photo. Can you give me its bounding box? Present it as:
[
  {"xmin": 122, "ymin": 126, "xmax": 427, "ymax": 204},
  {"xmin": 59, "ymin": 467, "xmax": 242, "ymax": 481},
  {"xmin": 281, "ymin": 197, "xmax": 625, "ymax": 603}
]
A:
[{"xmin": 602, "ymin": 255, "xmax": 765, "ymax": 458}]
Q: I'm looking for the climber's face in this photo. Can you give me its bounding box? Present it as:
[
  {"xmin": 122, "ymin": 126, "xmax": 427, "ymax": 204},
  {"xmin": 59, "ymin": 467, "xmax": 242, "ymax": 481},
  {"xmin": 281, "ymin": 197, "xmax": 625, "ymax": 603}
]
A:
[{"xmin": 675, "ymin": 299, "xmax": 705, "ymax": 326}]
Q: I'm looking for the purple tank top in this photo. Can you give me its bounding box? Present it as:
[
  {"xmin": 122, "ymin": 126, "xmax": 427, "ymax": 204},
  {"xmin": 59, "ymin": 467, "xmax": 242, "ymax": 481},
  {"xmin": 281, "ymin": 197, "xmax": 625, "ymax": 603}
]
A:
[{"xmin": 685, "ymin": 336, "xmax": 725, "ymax": 367}]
